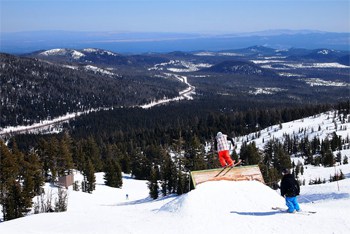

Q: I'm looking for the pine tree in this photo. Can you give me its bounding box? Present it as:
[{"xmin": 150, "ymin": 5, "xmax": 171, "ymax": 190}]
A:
[
  {"xmin": 0, "ymin": 141, "xmax": 18, "ymax": 220},
  {"xmin": 300, "ymin": 165, "xmax": 304, "ymax": 175},
  {"xmin": 160, "ymin": 151, "xmax": 177, "ymax": 196},
  {"xmin": 148, "ymin": 166, "xmax": 159, "ymax": 199},
  {"xmin": 295, "ymin": 164, "xmax": 300, "ymax": 178},
  {"xmin": 47, "ymin": 137, "xmax": 59, "ymax": 182},
  {"xmin": 3, "ymin": 180, "xmax": 26, "ymax": 220},
  {"xmin": 84, "ymin": 137, "xmax": 103, "ymax": 172},
  {"xmin": 184, "ymin": 135, "xmax": 206, "ymax": 171},
  {"xmin": 1, "ymin": 142, "xmax": 24, "ymax": 220},
  {"xmin": 104, "ymin": 158, "xmax": 123, "ymax": 188},
  {"xmin": 263, "ymin": 140, "xmax": 274, "ymax": 167},
  {"xmin": 17, "ymin": 145, "xmax": 43, "ymax": 215},
  {"xmin": 240, "ymin": 142, "xmax": 260, "ymax": 165},
  {"xmin": 120, "ymin": 152, "xmax": 131, "ymax": 174},
  {"xmin": 131, "ymin": 148, "xmax": 151, "ymax": 180},
  {"xmin": 176, "ymin": 170, "xmax": 187, "ymax": 195},
  {"xmin": 273, "ymin": 141, "xmax": 292, "ymax": 173},
  {"xmin": 72, "ymin": 140, "xmax": 85, "ymax": 172},
  {"xmin": 57, "ymin": 132, "xmax": 74, "ymax": 176},
  {"xmin": 323, "ymin": 149, "xmax": 335, "ymax": 167},
  {"xmin": 0, "ymin": 141, "xmax": 39, "ymax": 221},
  {"xmin": 336, "ymin": 152, "xmax": 342, "ymax": 164},
  {"xmin": 259, "ymin": 163, "xmax": 279, "ymax": 189},
  {"xmin": 330, "ymin": 132, "xmax": 341, "ymax": 151},
  {"xmin": 311, "ymin": 136, "xmax": 320, "ymax": 155},
  {"xmin": 26, "ymin": 150, "xmax": 44, "ymax": 195},
  {"xmin": 82, "ymin": 158, "xmax": 96, "ymax": 193},
  {"xmin": 37, "ymin": 139, "xmax": 50, "ymax": 181}
]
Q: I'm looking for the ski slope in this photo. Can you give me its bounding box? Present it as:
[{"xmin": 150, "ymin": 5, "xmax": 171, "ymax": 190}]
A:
[
  {"xmin": 236, "ymin": 111, "xmax": 349, "ymax": 151},
  {"xmin": 1, "ymin": 111, "xmax": 350, "ymax": 233},
  {"xmin": 1, "ymin": 167, "xmax": 350, "ymax": 234}
]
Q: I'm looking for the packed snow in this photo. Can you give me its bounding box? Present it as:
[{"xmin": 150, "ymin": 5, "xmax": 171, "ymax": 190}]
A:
[{"xmin": 1, "ymin": 167, "xmax": 349, "ymax": 234}]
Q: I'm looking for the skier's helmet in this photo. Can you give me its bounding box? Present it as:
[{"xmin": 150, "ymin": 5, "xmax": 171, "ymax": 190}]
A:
[
  {"xmin": 282, "ymin": 168, "xmax": 290, "ymax": 175},
  {"xmin": 217, "ymin": 132, "xmax": 223, "ymax": 137}
]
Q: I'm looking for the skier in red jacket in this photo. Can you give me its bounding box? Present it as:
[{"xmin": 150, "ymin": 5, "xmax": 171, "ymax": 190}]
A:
[{"xmin": 214, "ymin": 132, "xmax": 235, "ymax": 167}]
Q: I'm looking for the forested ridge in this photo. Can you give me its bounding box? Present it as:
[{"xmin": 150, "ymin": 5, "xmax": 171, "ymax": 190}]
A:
[
  {"xmin": 0, "ymin": 53, "xmax": 185, "ymax": 127},
  {"xmin": 1, "ymin": 46, "xmax": 349, "ymax": 128}
]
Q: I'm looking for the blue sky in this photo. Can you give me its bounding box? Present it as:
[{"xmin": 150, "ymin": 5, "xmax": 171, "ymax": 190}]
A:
[{"xmin": 1, "ymin": 0, "xmax": 349, "ymax": 33}]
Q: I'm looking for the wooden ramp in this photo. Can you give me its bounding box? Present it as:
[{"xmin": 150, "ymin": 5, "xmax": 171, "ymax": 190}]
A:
[{"xmin": 190, "ymin": 165, "xmax": 264, "ymax": 188}]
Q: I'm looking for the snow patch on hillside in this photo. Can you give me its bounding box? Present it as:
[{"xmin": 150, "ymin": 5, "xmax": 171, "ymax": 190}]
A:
[
  {"xmin": 317, "ymin": 49, "xmax": 333, "ymax": 55},
  {"xmin": 288, "ymin": 63, "xmax": 349, "ymax": 69},
  {"xmin": 39, "ymin": 49, "xmax": 86, "ymax": 60},
  {"xmin": 236, "ymin": 111, "xmax": 350, "ymax": 151},
  {"xmin": 149, "ymin": 60, "xmax": 212, "ymax": 72},
  {"xmin": 303, "ymin": 78, "xmax": 349, "ymax": 87},
  {"xmin": 248, "ymin": 87, "xmax": 287, "ymax": 95},
  {"xmin": 71, "ymin": 50, "xmax": 85, "ymax": 60},
  {"xmin": 82, "ymin": 48, "xmax": 118, "ymax": 56},
  {"xmin": 40, "ymin": 48, "xmax": 68, "ymax": 56},
  {"xmin": 84, "ymin": 65, "xmax": 114, "ymax": 75}
]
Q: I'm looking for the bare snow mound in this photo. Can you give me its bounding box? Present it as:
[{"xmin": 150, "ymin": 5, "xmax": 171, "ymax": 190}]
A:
[{"xmin": 159, "ymin": 181, "xmax": 285, "ymax": 215}]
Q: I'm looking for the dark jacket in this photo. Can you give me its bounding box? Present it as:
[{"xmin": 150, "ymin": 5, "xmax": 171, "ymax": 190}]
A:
[{"xmin": 280, "ymin": 173, "xmax": 300, "ymax": 197}]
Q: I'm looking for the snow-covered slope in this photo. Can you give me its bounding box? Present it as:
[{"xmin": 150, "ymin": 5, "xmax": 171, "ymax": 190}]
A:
[
  {"xmin": 1, "ymin": 111, "xmax": 350, "ymax": 234},
  {"xmin": 1, "ymin": 167, "xmax": 350, "ymax": 234},
  {"xmin": 236, "ymin": 111, "xmax": 349, "ymax": 152},
  {"xmin": 39, "ymin": 49, "xmax": 86, "ymax": 60}
]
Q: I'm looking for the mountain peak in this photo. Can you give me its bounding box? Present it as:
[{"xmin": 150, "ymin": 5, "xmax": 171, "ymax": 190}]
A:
[{"xmin": 39, "ymin": 48, "xmax": 86, "ymax": 60}]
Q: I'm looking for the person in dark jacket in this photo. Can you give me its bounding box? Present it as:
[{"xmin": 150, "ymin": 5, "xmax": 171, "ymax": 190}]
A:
[{"xmin": 280, "ymin": 168, "xmax": 301, "ymax": 213}]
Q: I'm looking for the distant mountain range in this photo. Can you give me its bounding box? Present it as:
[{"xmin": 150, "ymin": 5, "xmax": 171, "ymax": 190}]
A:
[
  {"xmin": 1, "ymin": 30, "xmax": 349, "ymax": 54},
  {"xmin": 26, "ymin": 46, "xmax": 350, "ymax": 66},
  {"xmin": 25, "ymin": 48, "xmax": 168, "ymax": 66}
]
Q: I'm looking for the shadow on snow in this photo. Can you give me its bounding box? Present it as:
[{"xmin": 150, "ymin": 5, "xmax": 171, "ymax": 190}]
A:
[
  {"xmin": 299, "ymin": 192, "xmax": 349, "ymax": 203},
  {"xmin": 116, "ymin": 194, "xmax": 179, "ymax": 206},
  {"xmin": 230, "ymin": 210, "xmax": 281, "ymax": 216}
]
